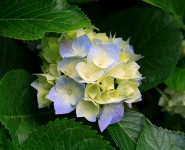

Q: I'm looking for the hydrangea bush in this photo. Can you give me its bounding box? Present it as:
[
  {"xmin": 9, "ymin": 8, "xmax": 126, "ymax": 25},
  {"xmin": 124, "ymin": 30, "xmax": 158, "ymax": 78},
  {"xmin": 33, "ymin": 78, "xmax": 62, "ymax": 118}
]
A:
[{"xmin": 31, "ymin": 29, "xmax": 143, "ymax": 131}]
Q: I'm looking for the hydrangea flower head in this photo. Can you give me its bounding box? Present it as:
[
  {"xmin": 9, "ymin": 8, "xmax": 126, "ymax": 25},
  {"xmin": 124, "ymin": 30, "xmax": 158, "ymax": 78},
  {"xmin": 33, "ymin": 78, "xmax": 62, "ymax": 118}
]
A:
[
  {"xmin": 159, "ymin": 88, "xmax": 185, "ymax": 118},
  {"xmin": 31, "ymin": 28, "xmax": 143, "ymax": 132}
]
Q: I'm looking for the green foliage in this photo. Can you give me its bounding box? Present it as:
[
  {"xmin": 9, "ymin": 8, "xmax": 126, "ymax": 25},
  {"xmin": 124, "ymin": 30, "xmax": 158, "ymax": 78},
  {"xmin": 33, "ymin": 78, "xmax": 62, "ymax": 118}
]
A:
[
  {"xmin": 0, "ymin": 127, "xmax": 12, "ymax": 150},
  {"xmin": 165, "ymin": 68, "xmax": 185, "ymax": 91},
  {"xmin": 20, "ymin": 118, "xmax": 114, "ymax": 150},
  {"xmin": 108, "ymin": 110, "xmax": 144, "ymax": 150},
  {"xmin": 136, "ymin": 119, "xmax": 185, "ymax": 150},
  {"xmin": 67, "ymin": 0, "xmax": 97, "ymax": 3},
  {"xmin": 0, "ymin": 0, "xmax": 92, "ymax": 40},
  {"xmin": 142, "ymin": 0, "xmax": 185, "ymax": 29},
  {"xmin": 165, "ymin": 57, "xmax": 185, "ymax": 90},
  {"xmin": 99, "ymin": 7, "xmax": 182, "ymax": 92},
  {"xmin": 0, "ymin": 36, "xmax": 40, "ymax": 78},
  {"xmin": 108, "ymin": 110, "xmax": 185, "ymax": 150},
  {"xmin": 0, "ymin": 70, "xmax": 54, "ymax": 144}
]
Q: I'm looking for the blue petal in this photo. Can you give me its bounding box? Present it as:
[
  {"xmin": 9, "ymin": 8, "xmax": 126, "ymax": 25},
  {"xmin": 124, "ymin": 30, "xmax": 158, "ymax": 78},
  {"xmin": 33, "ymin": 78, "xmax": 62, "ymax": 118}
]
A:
[
  {"xmin": 59, "ymin": 40, "xmax": 74, "ymax": 58},
  {"xmin": 47, "ymin": 86, "xmax": 74, "ymax": 114},
  {"xmin": 55, "ymin": 76, "xmax": 85, "ymax": 106},
  {"xmin": 113, "ymin": 38, "xmax": 122, "ymax": 48},
  {"xmin": 59, "ymin": 35, "xmax": 92, "ymax": 58},
  {"xmin": 72, "ymin": 34, "xmax": 92, "ymax": 57},
  {"xmin": 98, "ymin": 103, "xmax": 124, "ymax": 132},
  {"xmin": 127, "ymin": 103, "xmax": 132, "ymax": 108},
  {"xmin": 87, "ymin": 44, "xmax": 120, "ymax": 69}
]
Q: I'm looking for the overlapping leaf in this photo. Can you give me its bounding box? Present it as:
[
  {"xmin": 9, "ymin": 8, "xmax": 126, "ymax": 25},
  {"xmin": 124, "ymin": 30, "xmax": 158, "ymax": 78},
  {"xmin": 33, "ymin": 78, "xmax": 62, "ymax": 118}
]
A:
[
  {"xmin": 20, "ymin": 119, "xmax": 114, "ymax": 150},
  {"xmin": 0, "ymin": 127, "xmax": 12, "ymax": 150},
  {"xmin": 99, "ymin": 7, "xmax": 182, "ymax": 91},
  {"xmin": 165, "ymin": 57, "xmax": 185, "ymax": 90},
  {"xmin": 0, "ymin": 70, "xmax": 55, "ymax": 144},
  {"xmin": 108, "ymin": 110, "xmax": 144, "ymax": 150},
  {"xmin": 67, "ymin": 0, "xmax": 97, "ymax": 3},
  {"xmin": 136, "ymin": 119, "xmax": 185, "ymax": 150},
  {"xmin": 108, "ymin": 110, "xmax": 185, "ymax": 150},
  {"xmin": 0, "ymin": 0, "xmax": 91, "ymax": 40},
  {"xmin": 142, "ymin": 0, "xmax": 185, "ymax": 29},
  {"xmin": 165, "ymin": 67, "xmax": 185, "ymax": 91}
]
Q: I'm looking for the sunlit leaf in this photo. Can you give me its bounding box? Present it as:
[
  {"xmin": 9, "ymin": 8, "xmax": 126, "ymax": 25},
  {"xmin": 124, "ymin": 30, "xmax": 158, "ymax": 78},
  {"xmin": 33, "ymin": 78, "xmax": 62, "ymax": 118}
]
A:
[
  {"xmin": 0, "ymin": 0, "xmax": 92, "ymax": 40},
  {"xmin": 0, "ymin": 69, "xmax": 55, "ymax": 144}
]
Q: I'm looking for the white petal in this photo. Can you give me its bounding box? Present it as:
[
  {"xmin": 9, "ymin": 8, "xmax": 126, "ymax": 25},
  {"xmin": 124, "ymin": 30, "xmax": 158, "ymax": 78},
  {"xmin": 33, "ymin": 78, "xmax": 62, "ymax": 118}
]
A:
[
  {"xmin": 76, "ymin": 62, "xmax": 104, "ymax": 82},
  {"xmin": 76, "ymin": 100, "xmax": 99, "ymax": 122},
  {"xmin": 58, "ymin": 58, "xmax": 86, "ymax": 81},
  {"xmin": 123, "ymin": 62, "xmax": 142, "ymax": 79},
  {"xmin": 106, "ymin": 63, "xmax": 125, "ymax": 79},
  {"xmin": 31, "ymin": 80, "xmax": 39, "ymax": 90},
  {"xmin": 124, "ymin": 89, "xmax": 142, "ymax": 103}
]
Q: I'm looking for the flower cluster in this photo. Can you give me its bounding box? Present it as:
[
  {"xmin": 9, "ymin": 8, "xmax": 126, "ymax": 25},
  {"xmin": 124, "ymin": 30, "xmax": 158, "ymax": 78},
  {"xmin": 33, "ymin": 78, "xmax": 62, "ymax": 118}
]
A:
[
  {"xmin": 159, "ymin": 88, "xmax": 185, "ymax": 118},
  {"xmin": 181, "ymin": 40, "xmax": 185, "ymax": 57},
  {"xmin": 31, "ymin": 28, "xmax": 143, "ymax": 131}
]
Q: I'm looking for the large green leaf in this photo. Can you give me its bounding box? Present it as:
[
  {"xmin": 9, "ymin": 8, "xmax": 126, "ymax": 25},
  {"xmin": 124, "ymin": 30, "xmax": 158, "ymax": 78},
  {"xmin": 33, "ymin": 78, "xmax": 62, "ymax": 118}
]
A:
[
  {"xmin": 99, "ymin": 7, "xmax": 182, "ymax": 91},
  {"xmin": 165, "ymin": 57, "xmax": 185, "ymax": 90},
  {"xmin": 0, "ymin": 36, "xmax": 40, "ymax": 78},
  {"xmin": 136, "ymin": 119, "xmax": 185, "ymax": 150},
  {"xmin": 108, "ymin": 110, "xmax": 144, "ymax": 150},
  {"xmin": 0, "ymin": 127, "xmax": 12, "ymax": 150},
  {"xmin": 0, "ymin": 69, "xmax": 55, "ymax": 144},
  {"xmin": 20, "ymin": 118, "xmax": 114, "ymax": 150},
  {"xmin": 142, "ymin": 0, "xmax": 185, "ymax": 29},
  {"xmin": 0, "ymin": 0, "xmax": 91, "ymax": 40},
  {"xmin": 165, "ymin": 67, "xmax": 185, "ymax": 91},
  {"xmin": 67, "ymin": 0, "xmax": 97, "ymax": 3}
]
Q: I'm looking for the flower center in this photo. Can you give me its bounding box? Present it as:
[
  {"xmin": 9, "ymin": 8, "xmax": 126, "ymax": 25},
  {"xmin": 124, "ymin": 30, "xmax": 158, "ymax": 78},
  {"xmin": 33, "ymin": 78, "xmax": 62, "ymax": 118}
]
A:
[{"xmin": 67, "ymin": 90, "xmax": 72, "ymax": 95}]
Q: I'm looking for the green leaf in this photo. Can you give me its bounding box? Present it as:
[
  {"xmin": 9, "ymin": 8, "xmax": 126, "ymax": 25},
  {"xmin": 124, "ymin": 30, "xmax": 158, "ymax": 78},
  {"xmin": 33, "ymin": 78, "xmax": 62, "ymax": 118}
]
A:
[
  {"xmin": 0, "ymin": 69, "xmax": 54, "ymax": 144},
  {"xmin": 0, "ymin": 127, "xmax": 13, "ymax": 150},
  {"xmin": 67, "ymin": 0, "xmax": 97, "ymax": 3},
  {"xmin": 165, "ymin": 67, "xmax": 185, "ymax": 91},
  {"xmin": 136, "ymin": 119, "xmax": 185, "ymax": 150},
  {"xmin": 165, "ymin": 57, "xmax": 185, "ymax": 90},
  {"xmin": 0, "ymin": 0, "xmax": 92, "ymax": 40},
  {"xmin": 0, "ymin": 36, "xmax": 40, "ymax": 78},
  {"xmin": 178, "ymin": 57, "xmax": 185, "ymax": 68},
  {"xmin": 142, "ymin": 0, "xmax": 185, "ymax": 29},
  {"xmin": 20, "ymin": 118, "xmax": 114, "ymax": 150},
  {"xmin": 99, "ymin": 7, "xmax": 182, "ymax": 91},
  {"xmin": 108, "ymin": 110, "xmax": 144, "ymax": 150}
]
